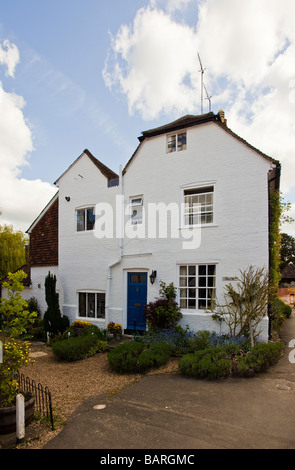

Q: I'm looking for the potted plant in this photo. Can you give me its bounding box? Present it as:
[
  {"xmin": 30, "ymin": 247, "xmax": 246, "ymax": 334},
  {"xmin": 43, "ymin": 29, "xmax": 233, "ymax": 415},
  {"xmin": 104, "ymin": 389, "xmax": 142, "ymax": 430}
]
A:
[
  {"xmin": 0, "ymin": 270, "xmax": 37, "ymax": 435},
  {"xmin": 107, "ymin": 322, "xmax": 123, "ymax": 339}
]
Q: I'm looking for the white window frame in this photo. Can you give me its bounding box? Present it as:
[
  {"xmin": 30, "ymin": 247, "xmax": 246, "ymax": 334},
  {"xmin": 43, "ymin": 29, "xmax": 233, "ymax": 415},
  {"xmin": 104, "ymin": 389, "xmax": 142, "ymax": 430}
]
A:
[
  {"xmin": 166, "ymin": 131, "xmax": 187, "ymax": 153},
  {"xmin": 178, "ymin": 264, "xmax": 217, "ymax": 311},
  {"xmin": 183, "ymin": 185, "xmax": 214, "ymax": 226},
  {"xmin": 129, "ymin": 196, "xmax": 143, "ymax": 225},
  {"xmin": 76, "ymin": 206, "xmax": 95, "ymax": 232},
  {"xmin": 77, "ymin": 291, "xmax": 106, "ymax": 319}
]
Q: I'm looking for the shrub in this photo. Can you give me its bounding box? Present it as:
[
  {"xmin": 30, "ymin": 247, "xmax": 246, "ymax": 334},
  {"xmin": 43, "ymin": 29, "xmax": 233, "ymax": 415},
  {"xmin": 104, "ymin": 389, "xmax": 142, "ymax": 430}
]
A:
[
  {"xmin": 143, "ymin": 281, "xmax": 182, "ymax": 330},
  {"xmin": 178, "ymin": 345, "xmax": 237, "ymax": 380},
  {"xmin": 108, "ymin": 342, "xmax": 145, "ymax": 374},
  {"xmin": 234, "ymin": 341, "xmax": 284, "ymax": 376},
  {"xmin": 179, "ymin": 341, "xmax": 284, "ymax": 380},
  {"xmin": 186, "ymin": 331, "xmax": 212, "ymax": 352},
  {"xmin": 52, "ymin": 334, "xmax": 107, "ymax": 361},
  {"xmin": 108, "ymin": 341, "xmax": 173, "ymax": 374},
  {"xmin": 136, "ymin": 342, "xmax": 172, "ymax": 372},
  {"xmin": 269, "ymin": 296, "xmax": 292, "ymax": 335},
  {"xmin": 134, "ymin": 327, "xmax": 193, "ymax": 354},
  {"xmin": 185, "ymin": 331, "xmax": 251, "ymax": 354},
  {"xmin": 43, "ymin": 272, "xmax": 69, "ymax": 336}
]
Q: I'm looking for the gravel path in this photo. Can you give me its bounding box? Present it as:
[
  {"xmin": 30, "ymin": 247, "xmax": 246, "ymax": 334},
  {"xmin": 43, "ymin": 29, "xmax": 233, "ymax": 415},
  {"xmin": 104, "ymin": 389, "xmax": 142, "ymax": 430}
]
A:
[{"xmin": 4, "ymin": 340, "xmax": 179, "ymax": 449}]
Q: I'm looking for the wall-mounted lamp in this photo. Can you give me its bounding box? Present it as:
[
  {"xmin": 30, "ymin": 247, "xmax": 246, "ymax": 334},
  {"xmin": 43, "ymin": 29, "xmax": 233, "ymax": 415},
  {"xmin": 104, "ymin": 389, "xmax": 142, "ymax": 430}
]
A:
[
  {"xmin": 65, "ymin": 197, "xmax": 71, "ymax": 202},
  {"xmin": 149, "ymin": 270, "xmax": 157, "ymax": 285}
]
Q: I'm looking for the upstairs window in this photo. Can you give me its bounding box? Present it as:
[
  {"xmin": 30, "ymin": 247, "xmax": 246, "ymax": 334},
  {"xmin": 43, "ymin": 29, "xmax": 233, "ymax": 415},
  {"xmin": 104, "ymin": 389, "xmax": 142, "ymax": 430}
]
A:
[
  {"xmin": 130, "ymin": 196, "xmax": 143, "ymax": 225},
  {"xmin": 184, "ymin": 186, "xmax": 214, "ymax": 225},
  {"xmin": 167, "ymin": 131, "xmax": 187, "ymax": 153},
  {"xmin": 76, "ymin": 207, "xmax": 95, "ymax": 232}
]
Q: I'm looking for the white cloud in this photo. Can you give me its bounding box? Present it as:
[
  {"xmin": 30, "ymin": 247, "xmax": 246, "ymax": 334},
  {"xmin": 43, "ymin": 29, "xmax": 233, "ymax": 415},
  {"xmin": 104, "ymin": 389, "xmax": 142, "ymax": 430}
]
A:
[
  {"xmin": 103, "ymin": 5, "xmax": 199, "ymax": 120},
  {"xmin": 0, "ymin": 39, "xmax": 20, "ymax": 77},
  {"xmin": 0, "ymin": 41, "xmax": 57, "ymax": 232},
  {"xmin": 103, "ymin": 0, "xmax": 295, "ymax": 236}
]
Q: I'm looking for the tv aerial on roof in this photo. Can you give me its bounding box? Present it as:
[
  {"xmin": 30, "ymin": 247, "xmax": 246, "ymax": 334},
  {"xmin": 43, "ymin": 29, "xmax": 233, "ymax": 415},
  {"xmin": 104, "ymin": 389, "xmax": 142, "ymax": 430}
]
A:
[{"xmin": 197, "ymin": 53, "xmax": 212, "ymax": 114}]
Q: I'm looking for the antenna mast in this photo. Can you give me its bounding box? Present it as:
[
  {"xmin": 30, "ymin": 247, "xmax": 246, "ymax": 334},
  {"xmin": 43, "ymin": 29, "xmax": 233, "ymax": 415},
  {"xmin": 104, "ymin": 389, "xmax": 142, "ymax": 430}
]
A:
[
  {"xmin": 197, "ymin": 53, "xmax": 212, "ymax": 114},
  {"xmin": 203, "ymin": 83, "xmax": 212, "ymax": 112},
  {"xmin": 197, "ymin": 53, "xmax": 205, "ymax": 114}
]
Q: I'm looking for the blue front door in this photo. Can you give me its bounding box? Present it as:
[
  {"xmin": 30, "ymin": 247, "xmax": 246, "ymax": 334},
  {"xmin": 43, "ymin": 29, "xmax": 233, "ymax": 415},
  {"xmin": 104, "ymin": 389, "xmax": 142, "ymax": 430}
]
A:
[{"xmin": 127, "ymin": 273, "xmax": 147, "ymax": 331}]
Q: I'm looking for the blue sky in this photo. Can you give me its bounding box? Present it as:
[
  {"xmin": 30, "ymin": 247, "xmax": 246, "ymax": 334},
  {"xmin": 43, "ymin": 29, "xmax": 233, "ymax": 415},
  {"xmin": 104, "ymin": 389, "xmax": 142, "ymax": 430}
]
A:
[{"xmin": 0, "ymin": 0, "xmax": 295, "ymax": 236}]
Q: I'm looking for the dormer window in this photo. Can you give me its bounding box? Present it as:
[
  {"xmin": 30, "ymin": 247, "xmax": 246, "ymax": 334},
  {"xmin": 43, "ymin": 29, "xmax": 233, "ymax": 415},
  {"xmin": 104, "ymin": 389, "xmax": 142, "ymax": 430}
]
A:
[{"xmin": 167, "ymin": 131, "xmax": 187, "ymax": 153}]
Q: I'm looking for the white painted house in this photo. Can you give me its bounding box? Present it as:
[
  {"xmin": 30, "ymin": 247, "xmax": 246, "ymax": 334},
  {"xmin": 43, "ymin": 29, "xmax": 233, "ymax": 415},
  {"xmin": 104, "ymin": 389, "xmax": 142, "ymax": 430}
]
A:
[{"xmin": 25, "ymin": 111, "xmax": 280, "ymax": 341}]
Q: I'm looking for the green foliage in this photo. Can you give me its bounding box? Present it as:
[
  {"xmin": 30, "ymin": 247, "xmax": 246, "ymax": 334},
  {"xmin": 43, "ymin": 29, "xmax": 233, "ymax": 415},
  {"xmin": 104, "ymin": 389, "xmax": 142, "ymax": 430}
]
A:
[
  {"xmin": 108, "ymin": 341, "xmax": 145, "ymax": 374},
  {"xmin": 186, "ymin": 330, "xmax": 212, "ymax": 352},
  {"xmin": 107, "ymin": 340, "xmax": 172, "ymax": 374},
  {"xmin": 67, "ymin": 320, "xmax": 108, "ymax": 341},
  {"xmin": 280, "ymin": 233, "xmax": 295, "ymax": 270},
  {"xmin": 0, "ymin": 270, "xmax": 37, "ymax": 338},
  {"xmin": 136, "ymin": 342, "xmax": 172, "ymax": 372},
  {"xmin": 178, "ymin": 345, "xmax": 237, "ymax": 380},
  {"xmin": 143, "ymin": 281, "xmax": 182, "ymax": 330},
  {"xmin": 0, "ymin": 337, "xmax": 32, "ymax": 407},
  {"xmin": 52, "ymin": 334, "xmax": 108, "ymax": 361},
  {"xmin": 178, "ymin": 341, "xmax": 284, "ymax": 380},
  {"xmin": 0, "ymin": 225, "xmax": 28, "ymax": 279},
  {"xmin": 43, "ymin": 272, "xmax": 69, "ymax": 336},
  {"xmin": 269, "ymin": 296, "xmax": 292, "ymax": 335},
  {"xmin": 269, "ymin": 190, "xmax": 282, "ymax": 298},
  {"xmin": 234, "ymin": 342, "xmax": 284, "ymax": 377},
  {"xmin": 134, "ymin": 326, "xmax": 192, "ymax": 355},
  {"xmin": 159, "ymin": 280, "xmax": 177, "ymax": 300}
]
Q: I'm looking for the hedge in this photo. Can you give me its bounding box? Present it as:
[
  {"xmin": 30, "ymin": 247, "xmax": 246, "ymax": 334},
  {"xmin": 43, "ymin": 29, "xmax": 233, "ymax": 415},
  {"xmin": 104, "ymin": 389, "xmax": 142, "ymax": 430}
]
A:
[
  {"xmin": 107, "ymin": 341, "xmax": 172, "ymax": 374},
  {"xmin": 52, "ymin": 334, "xmax": 108, "ymax": 361},
  {"xmin": 178, "ymin": 341, "xmax": 284, "ymax": 380}
]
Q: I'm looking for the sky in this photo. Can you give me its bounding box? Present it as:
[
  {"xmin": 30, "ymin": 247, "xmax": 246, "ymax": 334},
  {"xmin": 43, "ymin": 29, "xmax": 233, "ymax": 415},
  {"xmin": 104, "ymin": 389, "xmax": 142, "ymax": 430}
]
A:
[{"xmin": 0, "ymin": 0, "xmax": 294, "ymax": 237}]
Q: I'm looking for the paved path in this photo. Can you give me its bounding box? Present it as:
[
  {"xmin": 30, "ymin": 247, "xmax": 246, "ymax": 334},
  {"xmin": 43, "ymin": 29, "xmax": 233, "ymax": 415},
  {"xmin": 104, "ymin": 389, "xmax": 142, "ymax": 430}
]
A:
[{"xmin": 44, "ymin": 313, "xmax": 295, "ymax": 450}]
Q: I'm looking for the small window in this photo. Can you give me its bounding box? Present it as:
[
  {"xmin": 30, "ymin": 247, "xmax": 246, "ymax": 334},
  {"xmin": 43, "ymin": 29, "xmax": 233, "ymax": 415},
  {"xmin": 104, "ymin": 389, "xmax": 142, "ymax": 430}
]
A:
[
  {"xmin": 130, "ymin": 196, "xmax": 143, "ymax": 225},
  {"xmin": 76, "ymin": 207, "xmax": 95, "ymax": 231},
  {"xmin": 167, "ymin": 132, "xmax": 186, "ymax": 153},
  {"xmin": 78, "ymin": 292, "xmax": 105, "ymax": 319},
  {"xmin": 184, "ymin": 186, "xmax": 214, "ymax": 225},
  {"xmin": 179, "ymin": 264, "xmax": 216, "ymax": 310}
]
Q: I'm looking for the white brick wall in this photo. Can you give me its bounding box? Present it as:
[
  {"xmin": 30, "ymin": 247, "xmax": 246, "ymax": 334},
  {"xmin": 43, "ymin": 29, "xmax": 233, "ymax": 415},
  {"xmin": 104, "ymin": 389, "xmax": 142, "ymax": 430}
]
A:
[{"xmin": 43, "ymin": 124, "xmax": 273, "ymax": 340}]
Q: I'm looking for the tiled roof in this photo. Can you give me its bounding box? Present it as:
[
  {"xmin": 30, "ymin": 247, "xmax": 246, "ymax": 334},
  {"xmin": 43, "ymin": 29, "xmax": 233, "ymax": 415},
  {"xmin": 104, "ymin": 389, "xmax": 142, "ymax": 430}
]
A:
[
  {"xmin": 54, "ymin": 149, "xmax": 118, "ymax": 185},
  {"xmin": 281, "ymin": 263, "xmax": 295, "ymax": 279},
  {"xmin": 123, "ymin": 111, "xmax": 280, "ymax": 174}
]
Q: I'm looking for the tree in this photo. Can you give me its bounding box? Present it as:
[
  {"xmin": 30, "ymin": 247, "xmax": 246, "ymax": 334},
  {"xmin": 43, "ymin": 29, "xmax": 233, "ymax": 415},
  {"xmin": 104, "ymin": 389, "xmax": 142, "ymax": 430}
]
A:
[
  {"xmin": 0, "ymin": 270, "xmax": 37, "ymax": 337},
  {"xmin": 0, "ymin": 225, "xmax": 28, "ymax": 279},
  {"xmin": 212, "ymin": 266, "xmax": 269, "ymax": 347},
  {"xmin": 43, "ymin": 271, "xmax": 69, "ymax": 336},
  {"xmin": 280, "ymin": 233, "xmax": 295, "ymax": 270},
  {"xmin": 0, "ymin": 270, "xmax": 37, "ymax": 407}
]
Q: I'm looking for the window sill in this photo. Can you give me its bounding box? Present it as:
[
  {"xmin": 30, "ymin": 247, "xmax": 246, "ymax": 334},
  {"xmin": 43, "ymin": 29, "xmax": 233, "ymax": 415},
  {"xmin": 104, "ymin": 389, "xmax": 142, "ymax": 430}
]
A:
[
  {"xmin": 77, "ymin": 316, "xmax": 106, "ymax": 322},
  {"xmin": 181, "ymin": 310, "xmax": 213, "ymax": 315},
  {"xmin": 179, "ymin": 224, "xmax": 218, "ymax": 230}
]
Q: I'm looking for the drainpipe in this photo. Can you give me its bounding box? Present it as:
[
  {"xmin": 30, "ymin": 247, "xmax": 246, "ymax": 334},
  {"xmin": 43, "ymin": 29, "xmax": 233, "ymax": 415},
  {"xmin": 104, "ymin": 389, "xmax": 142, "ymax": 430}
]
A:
[{"xmin": 106, "ymin": 165, "xmax": 124, "ymax": 321}]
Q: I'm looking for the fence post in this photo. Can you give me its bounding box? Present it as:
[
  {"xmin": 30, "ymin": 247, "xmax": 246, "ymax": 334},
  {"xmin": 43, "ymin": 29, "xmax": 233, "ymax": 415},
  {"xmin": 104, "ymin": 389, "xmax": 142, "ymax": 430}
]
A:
[{"xmin": 16, "ymin": 394, "xmax": 25, "ymax": 444}]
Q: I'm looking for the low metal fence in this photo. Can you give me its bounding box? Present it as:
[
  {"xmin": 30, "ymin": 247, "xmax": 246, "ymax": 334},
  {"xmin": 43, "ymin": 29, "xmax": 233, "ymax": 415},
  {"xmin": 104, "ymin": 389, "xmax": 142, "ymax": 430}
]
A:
[{"xmin": 17, "ymin": 372, "xmax": 54, "ymax": 430}]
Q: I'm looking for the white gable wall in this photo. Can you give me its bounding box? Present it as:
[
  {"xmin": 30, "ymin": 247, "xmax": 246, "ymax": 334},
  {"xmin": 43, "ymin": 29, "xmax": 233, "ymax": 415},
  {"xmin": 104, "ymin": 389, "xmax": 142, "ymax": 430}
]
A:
[
  {"xmin": 114, "ymin": 122, "xmax": 272, "ymax": 340},
  {"xmin": 57, "ymin": 153, "xmax": 120, "ymax": 325},
  {"xmin": 53, "ymin": 124, "xmax": 274, "ymax": 341}
]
